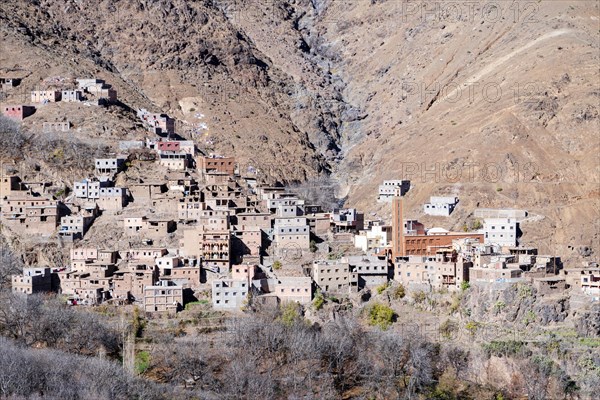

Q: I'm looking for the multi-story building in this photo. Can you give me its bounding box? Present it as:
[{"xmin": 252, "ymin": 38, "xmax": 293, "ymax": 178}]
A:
[
  {"xmin": 354, "ymin": 222, "xmax": 392, "ymax": 253},
  {"xmin": 74, "ymin": 179, "xmax": 104, "ymax": 199},
  {"xmin": 423, "ymin": 196, "xmax": 459, "ymax": 216},
  {"xmin": 143, "ymin": 280, "xmax": 183, "ymax": 313},
  {"xmin": 581, "ymin": 273, "xmax": 600, "ymax": 301},
  {"xmin": 274, "ymin": 276, "xmax": 312, "ymax": 304},
  {"xmin": 182, "ymin": 227, "xmax": 231, "ymax": 272},
  {"xmin": 312, "ymin": 260, "xmax": 352, "ymax": 293},
  {"xmin": 199, "ymin": 155, "xmax": 236, "ymax": 176},
  {"xmin": 98, "ymin": 187, "xmax": 127, "ymax": 211},
  {"xmin": 58, "ymin": 214, "xmax": 95, "ymax": 241},
  {"xmin": 211, "ymin": 278, "xmax": 249, "ymax": 310},
  {"xmin": 159, "ymin": 151, "xmax": 189, "ymax": 170},
  {"xmin": 0, "ymin": 196, "xmax": 60, "ymax": 235},
  {"xmin": 378, "ymin": 180, "xmax": 410, "ymax": 201},
  {"xmin": 0, "ymin": 175, "xmax": 24, "ymax": 203},
  {"xmin": 11, "ymin": 267, "xmax": 53, "ymax": 295},
  {"xmin": 345, "ymin": 255, "xmax": 390, "ymax": 290},
  {"xmin": 273, "ymin": 217, "xmax": 310, "ymax": 253},
  {"xmin": 483, "ymin": 218, "xmax": 518, "ymax": 247},
  {"xmin": 332, "ymin": 208, "xmax": 364, "ymax": 233},
  {"xmin": 95, "ymin": 158, "xmax": 125, "ymax": 176}
]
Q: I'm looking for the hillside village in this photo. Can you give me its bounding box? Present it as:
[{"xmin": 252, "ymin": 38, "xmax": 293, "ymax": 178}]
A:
[{"xmin": 1, "ymin": 74, "xmax": 599, "ymax": 315}]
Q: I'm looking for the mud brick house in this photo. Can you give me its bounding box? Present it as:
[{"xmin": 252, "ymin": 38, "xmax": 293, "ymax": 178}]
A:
[
  {"xmin": 11, "ymin": 267, "xmax": 53, "ymax": 295},
  {"xmin": 0, "ymin": 196, "xmax": 60, "ymax": 235},
  {"xmin": 182, "ymin": 227, "xmax": 231, "ymax": 273},
  {"xmin": 2, "ymin": 105, "xmax": 35, "ymax": 120},
  {"xmin": 274, "ymin": 276, "xmax": 313, "ymax": 304},
  {"xmin": 76, "ymin": 78, "xmax": 117, "ymax": 102},
  {"xmin": 231, "ymin": 227, "xmax": 263, "ymax": 263},
  {"xmin": 42, "ymin": 121, "xmax": 70, "ymax": 132},
  {"xmin": 1, "ymin": 175, "xmax": 25, "ymax": 203},
  {"xmin": 124, "ymin": 216, "xmax": 176, "ymax": 238},
  {"xmin": 144, "ymin": 280, "xmax": 183, "ymax": 313},
  {"xmin": 166, "ymin": 172, "xmax": 198, "ymax": 194},
  {"xmin": 110, "ymin": 263, "xmax": 157, "ymax": 303},
  {"xmin": 199, "ymin": 155, "xmax": 236, "ymax": 176},
  {"xmin": 129, "ymin": 181, "xmax": 168, "ymax": 205},
  {"xmin": 97, "ymin": 187, "xmax": 127, "ymax": 211}
]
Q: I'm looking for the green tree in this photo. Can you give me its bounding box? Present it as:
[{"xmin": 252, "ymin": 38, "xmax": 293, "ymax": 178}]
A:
[{"xmin": 367, "ymin": 303, "xmax": 395, "ymax": 330}]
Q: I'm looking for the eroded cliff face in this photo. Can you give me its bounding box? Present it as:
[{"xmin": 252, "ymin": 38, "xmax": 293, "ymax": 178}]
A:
[{"xmin": 0, "ymin": 0, "xmax": 598, "ymax": 260}]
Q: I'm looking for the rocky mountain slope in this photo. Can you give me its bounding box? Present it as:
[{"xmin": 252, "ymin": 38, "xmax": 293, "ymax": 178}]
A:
[{"xmin": 0, "ymin": 0, "xmax": 598, "ymax": 260}]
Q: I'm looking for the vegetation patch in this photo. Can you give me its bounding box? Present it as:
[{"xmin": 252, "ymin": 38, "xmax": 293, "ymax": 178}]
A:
[{"xmin": 367, "ymin": 303, "xmax": 395, "ymax": 330}]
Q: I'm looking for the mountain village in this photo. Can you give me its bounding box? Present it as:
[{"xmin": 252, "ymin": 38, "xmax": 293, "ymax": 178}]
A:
[{"xmin": 2, "ymin": 76, "xmax": 599, "ymax": 316}]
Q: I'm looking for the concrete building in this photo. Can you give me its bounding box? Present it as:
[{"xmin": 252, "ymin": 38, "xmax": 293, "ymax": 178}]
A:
[
  {"xmin": 212, "ymin": 278, "xmax": 249, "ymax": 310},
  {"xmin": 159, "ymin": 151, "xmax": 189, "ymax": 170},
  {"xmin": 378, "ymin": 180, "xmax": 410, "ymax": 201},
  {"xmin": 11, "ymin": 267, "xmax": 53, "ymax": 294},
  {"xmin": 58, "ymin": 214, "xmax": 95, "ymax": 241},
  {"xmin": 144, "ymin": 280, "xmax": 183, "ymax": 313},
  {"xmin": 483, "ymin": 218, "xmax": 518, "ymax": 247},
  {"xmin": 332, "ymin": 208, "xmax": 364, "ymax": 232},
  {"xmin": 354, "ymin": 222, "xmax": 392, "ymax": 253},
  {"xmin": 581, "ymin": 273, "xmax": 600, "ymax": 301},
  {"xmin": 345, "ymin": 255, "xmax": 390, "ymax": 290},
  {"xmin": 61, "ymin": 90, "xmax": 83, "ymax": 102},
  {"xmin": 474, "ymin": 208, "xmax": 527, "ymax": 220},
  {"xmin": 312, "ymin": 260, "xmax": 352, "ymax": 293},
  {"xmin": 31, "ymin": 90, "xmax": 61, "ymax": 103},
  {"xmin": 2, "ymin": 105, "xmax": 35, "ymax": 120},
  {"xmin": 95, "ymin": 158, "xmax": 125, "ymax": 175},
  {"xmin": 74, "ymin": 179, "xmax": 105, "ymax": 199},
  {"xmin": 423, "ymin": 196, "xmax": 459, "ymax": 216},
  {"xmin": 273, "ymin": 217, "xmax": 310, "ymax": 253}
]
